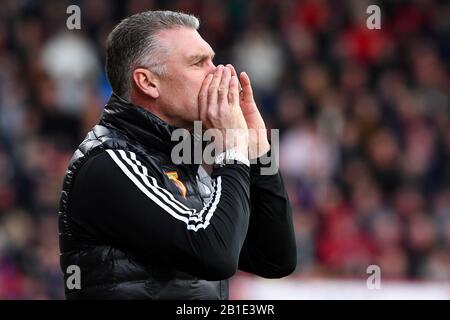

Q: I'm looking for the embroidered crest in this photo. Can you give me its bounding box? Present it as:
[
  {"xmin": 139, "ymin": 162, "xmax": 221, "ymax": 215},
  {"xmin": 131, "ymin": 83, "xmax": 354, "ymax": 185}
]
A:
[{"xmin": 164, "ymin": 171, "xmax": 187, "ymax": 198}]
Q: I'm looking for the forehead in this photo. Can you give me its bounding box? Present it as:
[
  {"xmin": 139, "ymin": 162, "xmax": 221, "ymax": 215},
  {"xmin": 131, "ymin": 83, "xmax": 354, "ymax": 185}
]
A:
[{"xmin": 157, "ymin": 27, "xmax": 214, "ymax": 61}]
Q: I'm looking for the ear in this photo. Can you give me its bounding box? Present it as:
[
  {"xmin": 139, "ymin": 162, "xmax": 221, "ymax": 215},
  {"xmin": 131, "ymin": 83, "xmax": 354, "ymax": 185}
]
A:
[{"xmin": 132, "ymin": 68, "xmax": 160, "ymax": 99}]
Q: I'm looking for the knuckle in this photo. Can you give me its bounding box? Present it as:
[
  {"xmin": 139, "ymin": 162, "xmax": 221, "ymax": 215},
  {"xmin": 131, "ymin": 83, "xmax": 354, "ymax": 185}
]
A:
[
  {"xmin": 207, "ymin": 109, "xmax": 216, "ymax": 119},
  {"xmin": 208, "ymin": 84, "xmax": 217, "ymax": 93},
  {"xmin": 218, "ymin": 86, "xmax": 227, "ymax": 93}
]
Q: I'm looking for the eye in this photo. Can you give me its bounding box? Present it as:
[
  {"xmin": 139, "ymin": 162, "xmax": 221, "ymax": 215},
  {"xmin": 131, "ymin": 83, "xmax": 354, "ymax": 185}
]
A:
[{"xmin": 194, "ymin": 60, "xmax": 204, "ymax": 66}]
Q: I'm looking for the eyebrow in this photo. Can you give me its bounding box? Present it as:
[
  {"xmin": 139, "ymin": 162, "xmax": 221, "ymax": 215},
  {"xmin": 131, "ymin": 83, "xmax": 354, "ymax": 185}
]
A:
[{"xmin": 187, "ymin": 52, "xmax": 215, "ymax": 64}]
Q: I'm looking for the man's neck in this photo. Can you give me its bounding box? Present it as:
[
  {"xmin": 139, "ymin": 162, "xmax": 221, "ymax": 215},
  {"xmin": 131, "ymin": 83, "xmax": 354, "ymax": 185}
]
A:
[
  {"xmin": 201, "ymin": 163, "xmax": 213, "ymax": 176},
  {"xmin": 130, "ymin": 95, "xmax": 191, "ymax": 130}
]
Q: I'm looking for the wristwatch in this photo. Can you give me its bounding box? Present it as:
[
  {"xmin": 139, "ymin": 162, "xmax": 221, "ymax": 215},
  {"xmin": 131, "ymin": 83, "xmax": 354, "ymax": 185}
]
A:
[{"xmin": 214, "ymin": 149, "xmax": 250, "ymax": 168}]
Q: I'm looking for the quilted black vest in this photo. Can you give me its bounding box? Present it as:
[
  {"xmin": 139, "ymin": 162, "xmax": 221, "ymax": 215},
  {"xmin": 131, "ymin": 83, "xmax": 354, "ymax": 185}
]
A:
[{"xmin": 58, "ymin": 94, "xmax": 228, "ymax": 299}]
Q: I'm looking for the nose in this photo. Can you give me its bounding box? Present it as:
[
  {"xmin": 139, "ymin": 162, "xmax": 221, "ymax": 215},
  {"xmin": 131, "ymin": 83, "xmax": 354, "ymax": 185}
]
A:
[{"xmin": 206, "ymin": 61, "xmax": 216, "ymax": 75}]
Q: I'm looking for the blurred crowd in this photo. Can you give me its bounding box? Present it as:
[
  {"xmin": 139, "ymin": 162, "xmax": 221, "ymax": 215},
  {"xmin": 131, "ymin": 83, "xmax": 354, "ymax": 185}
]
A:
[{"xmin": 0, "ymin": 0, "xmax": 449, "ymax": 299}]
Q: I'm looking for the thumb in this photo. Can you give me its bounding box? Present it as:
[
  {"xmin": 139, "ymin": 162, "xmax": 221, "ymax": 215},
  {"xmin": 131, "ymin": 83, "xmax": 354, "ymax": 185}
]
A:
[{"xmin": 239, "ymin": 71, "xmax": 255, "ymax": 105}]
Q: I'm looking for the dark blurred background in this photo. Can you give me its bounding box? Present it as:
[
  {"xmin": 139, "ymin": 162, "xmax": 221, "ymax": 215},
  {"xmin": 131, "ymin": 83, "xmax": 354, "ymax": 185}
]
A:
[{"xmin": 0, "ymin": 0, "xmax": 449, "ymax": 299}]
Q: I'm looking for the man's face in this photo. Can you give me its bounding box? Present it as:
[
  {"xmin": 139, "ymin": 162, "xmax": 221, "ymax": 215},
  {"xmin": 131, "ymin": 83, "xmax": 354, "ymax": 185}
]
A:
[{"xmin": 156, "ymin": 27, "xmax": 216, "ymax": 129}]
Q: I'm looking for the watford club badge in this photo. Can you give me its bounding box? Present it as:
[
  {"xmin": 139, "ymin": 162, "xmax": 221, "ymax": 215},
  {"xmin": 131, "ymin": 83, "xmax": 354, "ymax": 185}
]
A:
[{"xmin": 164, "ymin": 171, "xmax": 187, "ymax": 198}]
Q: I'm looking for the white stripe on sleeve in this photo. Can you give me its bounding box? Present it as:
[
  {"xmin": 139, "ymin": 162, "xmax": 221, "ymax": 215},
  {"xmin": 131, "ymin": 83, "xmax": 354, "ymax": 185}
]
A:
[{"xmin": 106, "ymin": 149, "xmax": 221, "ymax": 231}]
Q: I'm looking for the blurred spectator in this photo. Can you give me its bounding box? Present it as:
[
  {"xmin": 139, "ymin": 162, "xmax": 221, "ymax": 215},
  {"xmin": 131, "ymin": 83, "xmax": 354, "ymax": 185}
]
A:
[{"xmin": 40, "ymin": 32, "xmax": 101, "ymax": 113}]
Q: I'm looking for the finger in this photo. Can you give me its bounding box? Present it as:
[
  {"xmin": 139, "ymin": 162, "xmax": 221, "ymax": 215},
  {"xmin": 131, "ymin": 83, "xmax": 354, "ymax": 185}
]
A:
[
  {"xmin": 226, "ymin": 64, "xmax": 242, "ymax": 93},
  {"xmin": 239, "ymin": 71, "xmax": 255, "ymax": 103},
  {"xmin": 226, "ymin": 64, "xmax": 238, "ymax": 77},
  {"xmin": 218, "ymin": 67, "xmax": 231, "ymax": 106},
  {"xmin": 228, "ymin": 75, "xmax": 239, "ymax": 106},
  {"xmin": 198, "ymin": 73, "xmax": 213, "ymax": 125},
  {"xmin": 208, "ymin": 65, "xmax": 224, "ymax": 114}
]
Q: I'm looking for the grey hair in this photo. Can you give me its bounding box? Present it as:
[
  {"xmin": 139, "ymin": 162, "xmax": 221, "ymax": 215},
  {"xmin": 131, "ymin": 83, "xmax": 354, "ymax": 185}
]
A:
[{"xmin": 105, "ymin": 10, "xmax": 200, "ymax": 100}]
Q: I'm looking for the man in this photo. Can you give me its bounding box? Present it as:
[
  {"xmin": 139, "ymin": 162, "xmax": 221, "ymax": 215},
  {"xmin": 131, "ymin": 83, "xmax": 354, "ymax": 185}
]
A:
[{"xmin": 58, "ymin": 10, "xmax": 296, "ymax": 300}]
